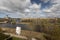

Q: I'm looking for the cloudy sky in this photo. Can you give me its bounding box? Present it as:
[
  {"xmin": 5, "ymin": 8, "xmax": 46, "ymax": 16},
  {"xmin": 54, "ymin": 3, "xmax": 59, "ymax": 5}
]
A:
[{"xmin": 0, "ymin": 0, "xmax": 60, "ymax": 18}]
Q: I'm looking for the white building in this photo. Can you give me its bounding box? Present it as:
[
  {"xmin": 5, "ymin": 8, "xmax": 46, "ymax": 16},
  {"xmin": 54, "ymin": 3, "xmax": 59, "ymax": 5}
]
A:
[{"xmin": 16, "ymin": 26, "xmax": 21, "ymax": 35}]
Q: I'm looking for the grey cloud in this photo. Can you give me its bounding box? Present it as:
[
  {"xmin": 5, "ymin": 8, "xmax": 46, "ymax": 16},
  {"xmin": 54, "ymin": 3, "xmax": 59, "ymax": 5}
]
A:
[
  {"xmin": 42, "ymin": 0, "xmax": 60, "ymax": 18},
  {"xmin": 0, "ymin": 0, "xmax": 60, "ymax": 18},
  {"xmin": 0, "ymin": 0, "xmax": 31, "ymax": 13}
]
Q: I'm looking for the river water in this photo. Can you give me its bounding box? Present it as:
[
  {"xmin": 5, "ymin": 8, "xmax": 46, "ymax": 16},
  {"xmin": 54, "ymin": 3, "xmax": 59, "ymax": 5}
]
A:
[{"xmin": 0, "ymin": 23, "xmax": 31, "ymax": 30}]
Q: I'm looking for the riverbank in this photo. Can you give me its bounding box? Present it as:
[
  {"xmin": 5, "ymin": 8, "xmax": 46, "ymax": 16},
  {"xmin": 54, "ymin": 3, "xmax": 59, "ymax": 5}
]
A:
[{"xmin": 0, "ymin": 27, "xmax": 46, "ymax": 40}]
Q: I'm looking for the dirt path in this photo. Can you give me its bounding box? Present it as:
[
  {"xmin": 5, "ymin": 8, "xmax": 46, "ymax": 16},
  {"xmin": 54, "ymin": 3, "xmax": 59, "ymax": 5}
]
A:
[{"xmin": 4, "ymin": 33, "xmax": 27, "ymax": 39}]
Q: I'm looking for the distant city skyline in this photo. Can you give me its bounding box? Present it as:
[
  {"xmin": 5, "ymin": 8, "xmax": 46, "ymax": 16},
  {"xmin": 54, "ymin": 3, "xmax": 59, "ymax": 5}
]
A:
[{"xmin": 0, "ymin": 0, "xmax": 60, "ymax": 18}]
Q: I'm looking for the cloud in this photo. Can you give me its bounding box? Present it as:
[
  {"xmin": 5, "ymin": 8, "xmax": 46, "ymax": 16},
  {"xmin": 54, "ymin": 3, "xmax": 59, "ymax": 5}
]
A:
[
  {"xmin": 42, "ymin": 0, "xmax": 60, "ymax": 18},
  {"xmin": 24, "ymin": 3, "xmax": 48, "ymax": 18},
  {"xmin": 27, "ymin": 0, "xmax": 60, "ymax": 18},
  {"xmin": 29, "ymin": 3, "xmax": 41, "ymax": 12},
  {"xmin": 24, "ymin": 9, "xmax": 31, "ymax": 13},
  {"xmin": 0, "ymin": 0, "xmax": 60, "ymax": 18},
  {"xmin": 0, "ymin": 0, "xmax": 31, "ymax": 13},
  {"xmin": 0, "ymin": 0, "xmax": 32, "ymax": 18}
]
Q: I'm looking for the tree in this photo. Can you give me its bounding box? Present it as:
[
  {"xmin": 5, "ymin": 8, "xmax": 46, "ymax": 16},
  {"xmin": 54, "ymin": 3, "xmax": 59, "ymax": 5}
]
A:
[{"xmin": 11, "ymin": 19, "xmax": 16, "ymax": 24}]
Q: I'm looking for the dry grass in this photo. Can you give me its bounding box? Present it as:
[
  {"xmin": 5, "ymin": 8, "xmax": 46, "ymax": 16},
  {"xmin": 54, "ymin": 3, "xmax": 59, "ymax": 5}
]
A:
[{"xmin": 0, "ymin": 27, "xmax": 46, "ymax": 40}]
